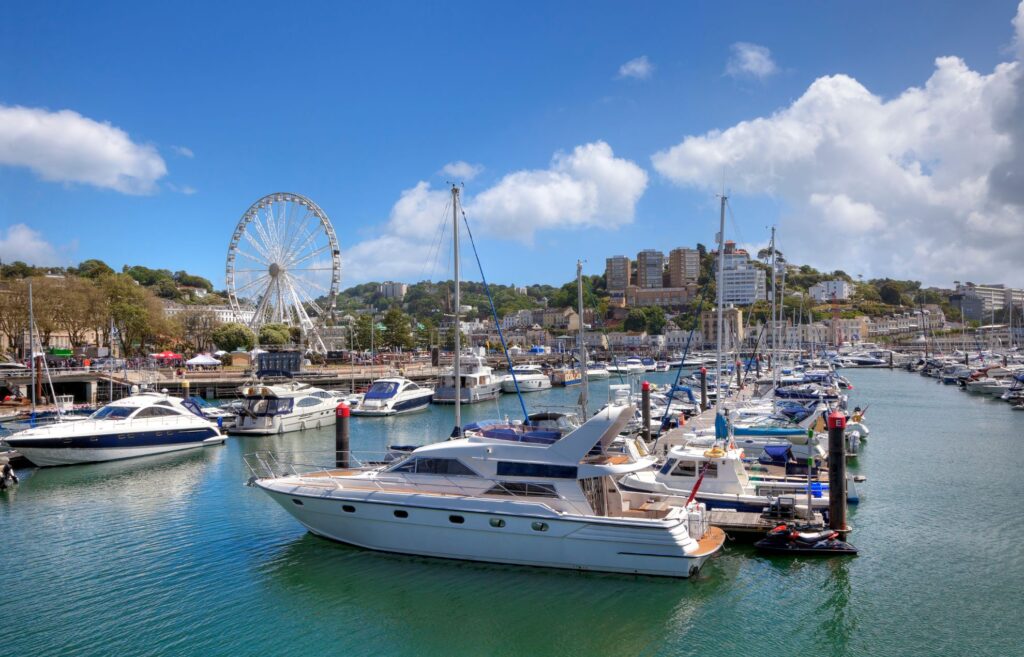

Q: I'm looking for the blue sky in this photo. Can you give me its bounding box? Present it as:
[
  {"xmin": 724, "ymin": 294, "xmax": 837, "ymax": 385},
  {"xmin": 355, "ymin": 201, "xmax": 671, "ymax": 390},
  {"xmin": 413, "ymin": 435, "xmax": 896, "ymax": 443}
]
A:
[{"xmin": 2, "ymin": 1, "xmax": 1023, "ymax": 290}]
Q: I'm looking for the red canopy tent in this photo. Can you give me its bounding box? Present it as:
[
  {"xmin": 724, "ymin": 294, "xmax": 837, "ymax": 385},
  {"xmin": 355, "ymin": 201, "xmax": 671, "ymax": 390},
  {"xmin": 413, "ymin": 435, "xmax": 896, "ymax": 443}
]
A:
[{"xmin": 150, "ymin": 350, "xmax": 183, "ymax": 361}]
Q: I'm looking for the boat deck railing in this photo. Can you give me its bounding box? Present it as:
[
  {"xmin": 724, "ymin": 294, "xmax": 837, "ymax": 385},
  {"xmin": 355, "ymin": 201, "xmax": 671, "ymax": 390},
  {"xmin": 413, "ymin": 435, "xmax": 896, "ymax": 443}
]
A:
[{"xmin": 244, "ymin": 450, "xmax": 405, "ymax": 480}]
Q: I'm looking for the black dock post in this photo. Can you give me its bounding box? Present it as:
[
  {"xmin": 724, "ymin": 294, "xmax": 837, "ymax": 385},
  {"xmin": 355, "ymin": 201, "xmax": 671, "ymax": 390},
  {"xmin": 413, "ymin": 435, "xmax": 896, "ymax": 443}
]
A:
[
  {"xmin": 827, "ymin": 410, "xmax": 848, "ymax": 532},
  {"xmin": 700, "ymin": 367, "xmax": 708, "ymax": 411},
  {"xmin": 641, "ymin": 380, "xmax": 651, "ymax": 442},
  {"xmin": 335, "ymin": 402, "xmax": 350, "ymax": 468}
]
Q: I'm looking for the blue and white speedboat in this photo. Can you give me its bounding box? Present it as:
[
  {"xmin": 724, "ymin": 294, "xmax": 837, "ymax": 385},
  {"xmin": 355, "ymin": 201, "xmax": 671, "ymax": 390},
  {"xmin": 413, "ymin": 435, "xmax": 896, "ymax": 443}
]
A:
[
  {"xmin": 350, "ymin": 377, "xmax": 434, "ymax": 416},
  {"xmin": 2, "ymin": 392, "xmax": 224, "ymax": 467}
]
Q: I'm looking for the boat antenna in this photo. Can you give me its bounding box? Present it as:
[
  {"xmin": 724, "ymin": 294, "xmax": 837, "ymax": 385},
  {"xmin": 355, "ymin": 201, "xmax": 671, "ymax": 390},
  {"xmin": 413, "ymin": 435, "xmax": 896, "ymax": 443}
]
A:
[{"xmin": 451, "ymin": 184, "xmax": 462, "ymax": 438}]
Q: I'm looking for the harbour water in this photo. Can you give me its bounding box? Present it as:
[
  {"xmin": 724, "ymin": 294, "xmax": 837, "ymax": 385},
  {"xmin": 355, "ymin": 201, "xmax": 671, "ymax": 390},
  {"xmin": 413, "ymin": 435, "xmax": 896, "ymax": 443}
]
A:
[{"xmin": 2, "ymin": 369, "xmax": 1021, "ymax": 656}]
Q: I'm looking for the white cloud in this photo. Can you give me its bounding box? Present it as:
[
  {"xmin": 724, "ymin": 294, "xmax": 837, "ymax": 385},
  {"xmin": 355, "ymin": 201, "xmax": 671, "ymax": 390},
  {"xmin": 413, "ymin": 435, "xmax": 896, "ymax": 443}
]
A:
[
  {"xmin": 618, "ymin": 56, "xmax": 653, "ymax": 80},
  {"xmin": 1015, "ymin": 1, "xmax": 1024, "ymax": 58},
  {"xmin": 344, "ymin": 142, "xmax": 648, "ymax": 282},
  {"xmin": 171, "ymin": 145, "xmax": 194, "ymax": 158},
  {"xmin": 441, "ymin": 161, "xmax": 483, "ymax": 181},
  {"xmin": 0, "ymin": 224, "xmax": 66, "ymax": 265},
  {"xmin": 726, "ymin": 42, "xmax": 778, "ymax": 79},
  {"xmin": 653, "ymin": 4, "xmax": 1024, "ymax": 287},
  {"xmin": 0, "ymin": 104, "xmax": 167, "ymax": 194}
]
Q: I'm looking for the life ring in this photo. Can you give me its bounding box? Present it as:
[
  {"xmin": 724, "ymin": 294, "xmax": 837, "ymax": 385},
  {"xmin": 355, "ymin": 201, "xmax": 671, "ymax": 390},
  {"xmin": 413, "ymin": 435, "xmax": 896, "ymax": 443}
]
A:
[{"xmin": 704, "ymin": 447, "xmax": 727, "ymax": 458}]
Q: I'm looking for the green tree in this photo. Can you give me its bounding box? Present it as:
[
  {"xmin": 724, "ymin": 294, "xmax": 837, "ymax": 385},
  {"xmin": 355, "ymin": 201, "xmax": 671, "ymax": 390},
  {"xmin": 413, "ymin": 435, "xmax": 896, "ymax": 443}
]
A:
[
  {"xmin": 350, "ymin": 314, "xmax": 374, "ymax": 351},
  {"xmin": 212, "ymin": 322, "xmax": 256, "ymax": 352},
  {"xmin": 258, "ymin": 323, "xmax": 291, "ymax": 346},
  {"xmin": 381, "ymin": 307, "xmax": 413, "ymax": 349},
  {"xmin": 75, "ymin": 259, "xmax": 115, "ymax": 279},
  {"xmin": 624, "ymin": 308, "xmax": 647, "ymax": 332},
  {"xmin": 879, "ymin": 281, "xmax": 903, "ymax": 305},
  {"xmin": 643, "ymin": 306, "xmax": 667, "ymax": 335}
]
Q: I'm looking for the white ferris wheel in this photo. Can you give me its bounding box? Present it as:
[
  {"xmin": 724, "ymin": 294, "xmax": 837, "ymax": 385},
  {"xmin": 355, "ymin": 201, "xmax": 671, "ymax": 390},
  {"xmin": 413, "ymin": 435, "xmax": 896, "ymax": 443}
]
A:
[{"xmin": 226, "ymin": 192, "xmax": 341, "ymax": 353}]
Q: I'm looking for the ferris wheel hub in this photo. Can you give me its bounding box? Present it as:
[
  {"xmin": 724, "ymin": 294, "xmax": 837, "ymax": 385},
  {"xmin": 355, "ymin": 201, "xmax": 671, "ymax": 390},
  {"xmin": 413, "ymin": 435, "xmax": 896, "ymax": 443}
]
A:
[{"xmin": 269, "ymin": 262, "xmax": 281, "ymax": 277}]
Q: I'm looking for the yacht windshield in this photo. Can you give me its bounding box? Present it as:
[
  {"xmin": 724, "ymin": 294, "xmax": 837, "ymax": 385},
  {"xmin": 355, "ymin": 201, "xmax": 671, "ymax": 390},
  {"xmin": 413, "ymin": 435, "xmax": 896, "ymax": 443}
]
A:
[
  {"xmin": 90, "ymin": 406, "xmax": 134, "ymax": 420},
  {"xmin": 365, "ymin": 382, "xmax": 399, "ymax": 400}
]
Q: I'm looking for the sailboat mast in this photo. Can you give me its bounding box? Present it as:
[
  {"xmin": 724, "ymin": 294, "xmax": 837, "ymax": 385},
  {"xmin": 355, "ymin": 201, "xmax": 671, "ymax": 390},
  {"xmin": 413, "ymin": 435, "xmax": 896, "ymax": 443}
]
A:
[
  {"xmin": 28, "ymin": 281, "xmax": 36, "ymax": 413},
  {"xmin": 452, "ymin": 185, "xmax": 462, "ymax": 437},
  {"xmin": 715, "ymin": 195, "xmax": 727, "ymax": 409},
  {"xmin": 769, "ymin": 226, "xmax": 777, "ymax": 388},
  {"xmin": 577, "ymin": 259, "xmax": 588, "ymax": 419}
]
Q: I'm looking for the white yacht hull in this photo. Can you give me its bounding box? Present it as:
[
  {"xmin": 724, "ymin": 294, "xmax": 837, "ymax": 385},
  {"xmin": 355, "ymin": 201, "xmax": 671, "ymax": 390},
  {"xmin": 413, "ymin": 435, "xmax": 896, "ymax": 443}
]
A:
[
  {"xmin": 231, "ymin": 407, "xmax": 337, "ymax": 435},
  {"xmin": 13, "ymin": 440, "xmax": 211, "ymax": 467},
  {"xmin": 432, "ymin": 383, "xmax": 502, "ymax": 404},
  {"xmin": 500, "ymin": 377, "xmax": 552, "ymax": 393},
  {"xmin": 258, "ymin": 484, "xmax": 715, "ymax": 578}
]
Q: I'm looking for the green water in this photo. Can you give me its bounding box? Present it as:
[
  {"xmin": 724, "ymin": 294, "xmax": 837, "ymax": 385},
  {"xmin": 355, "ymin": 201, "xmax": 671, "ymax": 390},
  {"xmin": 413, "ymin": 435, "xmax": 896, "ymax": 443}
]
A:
[{"xmin": 2, "ymin": 370, "xmax": 1021, "ymax": 657}]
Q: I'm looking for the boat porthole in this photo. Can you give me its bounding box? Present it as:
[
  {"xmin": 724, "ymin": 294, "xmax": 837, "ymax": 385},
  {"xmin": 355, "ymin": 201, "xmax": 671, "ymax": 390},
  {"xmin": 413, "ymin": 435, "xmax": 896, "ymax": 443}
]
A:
[
  {"xmin": 342, "ymin": 505, "xmax": 356, "ymax": 513},
  {"xmin": 531, "ymin": 522, "xmax": 549, "ymax": 532},
  {"xmin": 489, "ymin": 518, "xmax": 505, "ymax": 528},
  {"xmin": 449, "ymin": 515, "xmax": 465, "ymax": 524},
  {"xmin": 394, "ymin": 510, "xmax": 408, "ymax": 518},
  {"xmin": 292, "ymin": 499, "xmax": 304, "ymax": 506}
]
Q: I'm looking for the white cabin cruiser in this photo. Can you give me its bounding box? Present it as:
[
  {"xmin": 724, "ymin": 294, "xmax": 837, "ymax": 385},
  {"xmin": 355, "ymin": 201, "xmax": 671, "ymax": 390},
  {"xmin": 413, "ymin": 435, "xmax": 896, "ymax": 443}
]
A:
[
  {"xmin": 620, "ymin": 444, "xmax": 834, "ymax": 513},
  {"xmin": 586, "ymin": 362, "xmax": 611, "ymax": 379},
  {"xmin": 232, "ymin": 381, "xmax": 339, "ymax": 435},
  {"xmin": 433, "ymin": 354, "xmax": 502, "ymax": 404},
  {"xmin": 350, "ymin": 378, "xmax": 433, "ymax": 416},
  {"xmin": 500, "ymin": 365, "xmax": 552, "ymax": 393},
  {"xmin": 249, "ymin": 402, "xmax": 725, "ymax": 578},
  {"xmin": 2, "ymin": 392, "xmax": 223, "ymax": 466}
]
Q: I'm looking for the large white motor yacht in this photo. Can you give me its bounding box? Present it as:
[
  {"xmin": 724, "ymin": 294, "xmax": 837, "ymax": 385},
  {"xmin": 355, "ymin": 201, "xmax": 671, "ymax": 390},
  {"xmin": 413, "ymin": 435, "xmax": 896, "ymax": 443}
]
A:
[
  {"xmin": 249, "ymin": 402, "xmax": 725, "ymax": 578},
  {"xmin": 350, "ymin": 378, "xmax": 434, "ymax": 416},
  {"xmin": 433, "ymin": 353, "xmax": 502, "ymax": 404},
  {"xmin": 232, "ymin": 381, "xmax": 339, "ymax": 435},
  {"xmin": 500, "ymin": 364, "xmax": 552, "ymax": 393},
  {"xmin": 3, "ymin": 392, "xmax": 224, "ymax": 466}
]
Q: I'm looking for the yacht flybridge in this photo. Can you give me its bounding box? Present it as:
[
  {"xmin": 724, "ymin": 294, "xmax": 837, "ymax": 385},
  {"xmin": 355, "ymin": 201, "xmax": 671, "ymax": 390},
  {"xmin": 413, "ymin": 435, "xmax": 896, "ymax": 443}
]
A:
[{"xmin": 248, "ymin": 401, "xmax": 725, "ymax": 578}]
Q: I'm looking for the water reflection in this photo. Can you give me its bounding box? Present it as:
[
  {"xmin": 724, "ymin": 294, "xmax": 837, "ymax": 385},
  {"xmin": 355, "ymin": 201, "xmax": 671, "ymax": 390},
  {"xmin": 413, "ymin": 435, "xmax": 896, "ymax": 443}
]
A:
[{"xmin": 260, "ymin": 533, "xmax": 709, "ymax": 657}]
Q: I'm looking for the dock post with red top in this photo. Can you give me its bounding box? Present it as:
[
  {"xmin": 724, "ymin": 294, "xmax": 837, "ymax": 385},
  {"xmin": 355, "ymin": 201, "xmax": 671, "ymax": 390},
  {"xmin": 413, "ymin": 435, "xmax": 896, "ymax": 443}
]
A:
[
  {"xmin": 827, "ymin": 410, "xmax": 847, "ymax": 531},
  {"xmin": 335, "ymin": 402, "xmax": 350, "ymax": 468}
]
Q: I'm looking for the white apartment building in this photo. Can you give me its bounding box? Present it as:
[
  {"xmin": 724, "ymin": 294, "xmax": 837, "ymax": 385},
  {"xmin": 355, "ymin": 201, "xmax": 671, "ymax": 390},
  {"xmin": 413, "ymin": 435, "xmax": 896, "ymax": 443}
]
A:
[
  {"xmin": 379, "ymin": 281, "xmax": 408, "ymax": 300},
  {"xmin": 809, "ymin": 280, "xmax": 853, "ymax": 303},
  {"xmin": 164, "ymin": 303, "xmax": 255, "ymax": 324},
  {"xmin": 719, "ymin": 267, "xmax": 767, "ymax": 306}
]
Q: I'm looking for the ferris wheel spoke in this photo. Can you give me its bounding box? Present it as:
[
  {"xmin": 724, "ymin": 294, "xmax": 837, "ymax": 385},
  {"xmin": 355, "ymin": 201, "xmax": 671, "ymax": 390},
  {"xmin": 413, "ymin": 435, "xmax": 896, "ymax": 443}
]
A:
[
  {"xmin": 235, "ymin": 248, "xmax": 269, "ymax": 266},
  {"xmin": 243, "ymin": 230, "xmax": 275, "ymax": 264},
  {"xmin": 288, "ymin": 267, "xmax": 336, "ymax": 271},
  {"xmin": 255, "ymin": 211, "xmax": 280, "ymax": 262},
  {"xmin": 286, "ymin": 271, "xmax": 330, "ymax": 295},
  {"xmin": 233, "ymin": 273, "xmax": 271, "ymax": 297},
  {"xmin": 283, "ymin": 222, "xmax": 323, "ymax": 267},
  {"xmin": 287, "ymin": 244, "xmax": 332, "ymax": 269},
  {"xmin": 269, "ymin": 203, "xmax": 289, "ymax": 262},
  {"xmin": 281, "ymin": 209, "xmax": 315, "ymax": 261}
]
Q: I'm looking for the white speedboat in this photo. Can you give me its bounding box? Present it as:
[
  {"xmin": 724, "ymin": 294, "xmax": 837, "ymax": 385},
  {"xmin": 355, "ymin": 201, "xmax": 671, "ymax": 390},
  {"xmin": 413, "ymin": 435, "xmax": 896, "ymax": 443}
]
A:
[
  {"xmin": 625, "ymin": 358, "xmax": 647, "ymax": 373},
  {"xmin": 350, "ymin": 378, "xmax": 433, "ymax": 416},
  {"xmin": 586, "ymin": 362, "xmax": 610, "ymax": 379},
  {"xmin": 249, "ymin": 402, "xmax": 725, "ymax": 578},
  {"xmin": 500, "ymin": 365, "xmax": 552, "ymax": 393},
  {"xmin": 232, "ymin": 381, "xmax": 339, "ymax": 434},
  {"xmin": 433, "ymin": 354, "xmax": 502, "ymax": 404},
  {"xmin": 2, "ymin": 392, "xmax": 223, "ymax": 467}
]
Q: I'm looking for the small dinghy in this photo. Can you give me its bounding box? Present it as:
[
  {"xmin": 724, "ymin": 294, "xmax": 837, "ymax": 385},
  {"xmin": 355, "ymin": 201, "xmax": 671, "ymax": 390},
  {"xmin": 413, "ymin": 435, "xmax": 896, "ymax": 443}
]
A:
[{"xmin": 753, "ymin": 523, "xmax": 858, "ymax": 556}]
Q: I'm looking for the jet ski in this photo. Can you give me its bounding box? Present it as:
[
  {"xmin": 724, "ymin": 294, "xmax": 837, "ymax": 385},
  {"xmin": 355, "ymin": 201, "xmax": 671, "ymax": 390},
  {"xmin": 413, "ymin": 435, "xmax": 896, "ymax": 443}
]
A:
[{"xmin": 753, "ymin": 523, "xmax": 858, "ymax": 555}]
